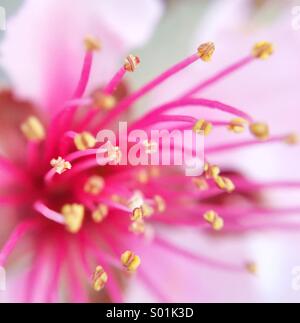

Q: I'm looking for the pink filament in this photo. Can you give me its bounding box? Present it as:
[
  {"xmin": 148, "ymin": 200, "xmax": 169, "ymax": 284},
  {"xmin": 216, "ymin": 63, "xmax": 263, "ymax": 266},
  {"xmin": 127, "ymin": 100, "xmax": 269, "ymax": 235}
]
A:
[
  {"xmin": 73, "ymin": 51, "xmax": 94, "ymax": 99},
  {"xmin": 103, "ymin": 66, "xmax": 127, "ymax": 95},
  {"xmin": 98, "ymin": 53, "xmax": 200, "ymax": 128},
  {"xmin": 0, "ymin": 219, "xmax": 39, "ymax": 266},
  {"xmin": 182, "ymin": 55, "xmax": 254, "ymax": 97}
]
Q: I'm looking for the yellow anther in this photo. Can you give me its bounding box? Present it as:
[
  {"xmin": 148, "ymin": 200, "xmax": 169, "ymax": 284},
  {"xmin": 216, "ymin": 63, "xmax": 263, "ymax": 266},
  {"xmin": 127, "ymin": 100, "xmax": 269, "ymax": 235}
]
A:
[
  {"xmin": 285, "ymin": 133, "xmax": 299, "ymax": 145},
  {"xmin": 203, "ymin": 210, "xmax": 217, "ymax": 223},
  {"xmin": 192, "ymin": 178, "xmax": 208, "ymax": 191},
  {"xmin": 252, "ymin": 41, "xmax": 273, "ymax": 60},
  {"xmin": 203, "ymin": 210, "xmax": 224, "ymax": 231},
  {"xmin": 84, "ymin": 35, "xmax": 101, "ymax": 52},
  {"xmin": 142, "ymin": 204, "xmax": 154, "ymax": 218},
  {"xmin": 92, "ymin": 204, "xmax": 108, "ymax": 223},
  {"xmin": 228, "ymin": 118, "xmax": 248, "ymax": 134},
  {"xmin": 124, "ymin": 54, "xmax": 140, "ymax": 72},
  {"xmin": 197, "ymin": 42, "xmax": 215, "ymax": 62},
  {"xmin": 249, "ymin": 122, "xmax": 269, "ymax": 140},
  {"xmin": 131, "ymin": 207, "xmax": 143, "ymax": 221},
  {"xmin": 121, "ymin": 250, "xmax": 141, "ymax": 272},
  {"xmin": 92, "ymin": 92, "xmax": 116, "ymax": 111},
  {"xmin": 150, "ymin": 167, "xmax": 160, "ymax": 178},
  {"xmin": 74, "ymin": 132, "xmax": 96, "ymax": 151},
  {"xmin": 204, "ymin": 163, "xmax": 220, "ymax": 179},
  {"xmin": 143, "ymin": 140, "xmax": 158, "ymax": 154},
  {"xmin": 61, "ymin": 203, "xmax": 85, "ymax": 233},
  {"xmin": 214, "ymin": 176, "xmax": 235, "ymax": 193},
  {"xmin": 50, "ymin": 157, "xmax": 72, "ymax": 174},
  {"xmin": 106, "ymin": 142, "xmax": 122, "ymax": 163},
  {"xmin": 84, "ymin": 175, "xmax": 105, "ymax": 195},
  {"xmin": 193, "ymin": 119, "xmax": 213, "ymax": 136},
  {"xmin": 111, "ymin": 194, "xmax": 128, "ymax": 206},
  {"xmin": 137, "ymin": 169, "xmax": 149, "ymax": 184},
  {"xmin": 129, "ymin": 219, "xmax": 145, "ymax": 235},
  {"xmin": 92, "ymin": 265, "xmax": 108, "ymax": 291},
  {"xmin": 245, "ymin": 262, "xmax": 258, "ymax": 275},
  {"xmin": 212, "ymin": 216, "xmax": 224, "ymax": 231},
  {"xmin": 20, "ymin": 116, "xmax": 45, "ymax": 141},
  {"xmin": 154, "ymin": 195, "xmax": 166, "ymax": 213},
  {"xmin": 128, "ymin": 191, "xmax": 144, "ymax": 211}
]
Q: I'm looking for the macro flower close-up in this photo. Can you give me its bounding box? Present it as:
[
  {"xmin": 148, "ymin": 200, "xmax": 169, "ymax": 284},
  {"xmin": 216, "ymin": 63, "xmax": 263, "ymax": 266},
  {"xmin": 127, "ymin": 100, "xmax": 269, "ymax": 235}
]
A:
[{"xmin": 0, "ymin": 0, "xmax": 300, "ymax": 305}]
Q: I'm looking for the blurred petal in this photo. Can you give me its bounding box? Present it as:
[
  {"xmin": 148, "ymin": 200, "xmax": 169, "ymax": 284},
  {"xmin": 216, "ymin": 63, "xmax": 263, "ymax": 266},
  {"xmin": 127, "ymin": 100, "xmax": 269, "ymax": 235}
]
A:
[{"xmin": 0, "ymin": 0, "xmax": 163, "ymax": 114}]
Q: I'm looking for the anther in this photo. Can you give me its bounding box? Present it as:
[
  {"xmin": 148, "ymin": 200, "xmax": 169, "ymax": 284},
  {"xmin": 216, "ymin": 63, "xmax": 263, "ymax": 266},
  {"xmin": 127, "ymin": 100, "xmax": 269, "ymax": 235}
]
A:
[
  {"xmin": 204, "ymin": 163, "xmax": 220, "ymax": 179},
  {"xmin": 203, "ymin": 210, "xmax": 224, "ymax": 231},
  {"xmin": 154, "ymin": 195, "xmax": 166, "ymax": 213},
  {"xmin": 61, "ymin": 203, "xmax": 85, "ymax": 233},
  {"xmin": 74, "ymin": 132, "xmax": 96, "ymax": 151},
  {"xmin": 143, "ymin": 140, "xmax": 158, "ymax": 154},
  {"xmin": 192, "ymin": 178, "xmax": 209, "ymax": 190},
  {"xmin": 84, "ymin": 35, "xmax": 101, "ymax": 52},
  {"xmin": 124, "ymin": 55, "xmax": 140, "ymax": 72},
  {"xmin": 50, "ymin": 157, "xmax": 72, "ymax": 174},
  {"xmin": 193, "ymin": 119, "xmax": 213, "ymax": 136},
  {"xmin": 228, "ymin": 118, "xmax": 248, "ymax": 134},
  {"xmin": 129, "ymin": 219, "xmax": 145, "ymax": 235},
  {"xmin": 252, "ymin": 41, "xmax": 273, "ymax": 60},
  {"xmin": 121, "ymin": 250, "xmax": 141, "ymax": 272},
  {"xmin": 249, "ymin": 122, "xmax": 269, "ymax": 140},
  {"xmin": 92, "ymin": 204, "xmax": 108, "ymax": 223},
  {"xmin": 285, "ymin": 133, "xmax": 299, "ymax": 145},
  {"xmin": 106, "ymin": 142, "xmax": 122, "ymax": 163},
  {"xmin": 92, "ymin": 92, "xmax": 116, "ymax": 110},
  {"xmin": 214, "ymin": 176, "xmax": 235, "ymax": 193},
  {"xmin": 197, "ymin": 42, "xmax": 215, "ymax": 62},
  {"xmin": 245, "ymin": 262, "xmax": 258, "ymax": 275},
  {"xmin": 20, "ymin": 116, "xmax": 45, "ymax": 141},
  {"xmin": 84, "ymin": 175, "xmax": 105, "ymax": 195},
  {"xmin": 92, "ymin": 265, "xmax": 108, "ymax": 291}
]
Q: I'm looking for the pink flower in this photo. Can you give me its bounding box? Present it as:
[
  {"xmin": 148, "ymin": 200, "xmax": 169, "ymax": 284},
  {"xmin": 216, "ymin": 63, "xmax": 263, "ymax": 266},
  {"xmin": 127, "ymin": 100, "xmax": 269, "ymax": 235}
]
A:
[{"xmin": 0, "ymin": 0, "xmax": 299, "ymax": 303}]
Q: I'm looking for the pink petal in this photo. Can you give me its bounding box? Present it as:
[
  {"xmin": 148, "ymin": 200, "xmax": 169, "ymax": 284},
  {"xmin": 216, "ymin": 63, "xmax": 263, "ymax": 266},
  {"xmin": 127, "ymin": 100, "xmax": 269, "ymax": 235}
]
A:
[{"xmin": 0, "ymin": 0, "xmax": 163, "ymax": 115}]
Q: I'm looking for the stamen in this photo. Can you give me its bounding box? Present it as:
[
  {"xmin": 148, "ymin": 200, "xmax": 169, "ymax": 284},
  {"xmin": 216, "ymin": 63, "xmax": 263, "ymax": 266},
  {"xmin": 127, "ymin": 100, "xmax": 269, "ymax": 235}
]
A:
[
  {"xmin": 92, "ymin": 265, "xmax": 108, "ymax": 291},
  {"xmin": 84, "ymin": 175, "xmax": 105, "ymax": 195},
  {"xmin": 127, "ymin": 191, "xmax": 144, "ymax": 210},
  {"xmin": 154, "ymin": 195, "xmax": 166, "ymax": 213},
  {"xmin": 20, "ymin": 116, "xmax": 45, "ymax": 141},
  {"xmin": 193, "ymin": 119, "xmax": 213, "ymax": 136},
  {"xmin": 143, "ymin": 140, "xmax": 158, "ymax": 154},
  {"xmin": 203, "ymin": 210, "xmax": 224, "ymax": 231},
  {"xmin": 228, "ymin": 118, "xmax": 248, "ymax": 133},
  {"xmin": 249, "ymin": 122, "xmax": 269, "ymax": 140},
  {"xmin": 192, "ymin": 178, "xmax": 209, "ymax": 190},
  {"xmin": 106, "ymin": 142, "xmax": 122, "ymax": 163},
  {"xmin": 92, "ymin": 204, "xmax": 108, "ymax": 223},
  {"xmin": 124, "ymin": 55, "xmax": 140, "ymax": 72},
  {"xmin": 92, "ymin": 91, "xmax": 116, "ymax": 110},
  {"xmin": 137, "ymin": 169, "xmax": 150, "ymax": 184},
  {"xmin": 121, "ymin": 250, "xmax": 141, "ymax": 272},
  {"xmin": 129, "ymin": 219, "xmax": 145, "ymax": 235},
  {"xmin": 285, "ymin": 133, "xmax": 299, "ymax": 145},
  {"xmin": 84, "ymin": 35, "xmax": 101, "ymax": 52},
  {"xmin": 197, "ymin": 42, "xmax": 215, "ymax": 62},
  {"xmin": 61, "ymin": 203, "xmax": 85, "ymax": 233},
  {"xmin": 74, "ymin": 132, "xmax": 96, "ymax": 151},
  {"xmin": 50, "ymin": 157, "xmax": 72, "ymax": 174},
  {"xmin": 204, "ymin": 163, "xmax": 220, "ymax": 179},
  {"xmin": 245, "ymin": 262, "xmax": 258, "ymax": 275},
  {"xmin": 214, "ymin": 176, "xmax": 235, "ymax": 193},
  {"xmin": 252, "ymin": 41, "xmax": 273, "ymax": 60},
  {"xmin": 131, "ymin": 207, "xmax": 143, "ymax": 221}
]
